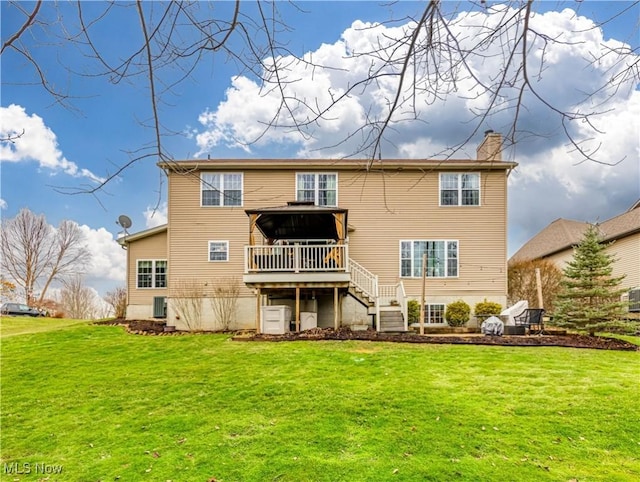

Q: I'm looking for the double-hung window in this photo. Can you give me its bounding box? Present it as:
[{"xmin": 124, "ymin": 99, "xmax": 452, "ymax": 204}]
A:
[
  {"xmin": 440, "ymin": 173, "xmax": 480, "ymax": 206},
  {"xmin": 296, "ymin": 173, "xmax": 337, "ymax": 206},
  {"xmin": 137, "ymin": 260, "xmax": 167, "ymax": 288},
  {"xmin": 201, "ymin": 173, "xmax": 243, "ymax": 206},
  {"xmin": 400, "ymin": 240, "xmax": 458, "ymax": 278},
  {"xmin": 208, "ymin": 241, "xmax": 229, "ymax": 262}
]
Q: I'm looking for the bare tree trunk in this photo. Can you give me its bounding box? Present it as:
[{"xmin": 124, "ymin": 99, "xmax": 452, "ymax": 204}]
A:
[{"xmin": 58, "ymin": 275, "xmax": 101, "ymax": 319}]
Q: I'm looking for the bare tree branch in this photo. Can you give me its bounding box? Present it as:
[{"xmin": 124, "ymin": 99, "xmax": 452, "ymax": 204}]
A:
[
  {"xmin": 1, "ymin": 0, "xmax": 42, "ymax": 55},
  {"xmin": 1, "ymin": 0, "xmax": 638, "ymax": 198},
  {"xmin": 1, "ymin": 209, "xmax": 91, "ymax": 304}
]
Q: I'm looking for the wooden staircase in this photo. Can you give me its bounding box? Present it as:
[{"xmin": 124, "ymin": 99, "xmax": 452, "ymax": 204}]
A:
[
  {"xmin": 348, "ymin": 284, "xmax": 376, "ymax": 308},
  {"xmin": 378, "ymin": 308, "xmax": 406, "ymax": 332},
  {"xmin": 348, "ymin": 258, "xmax": 407, "ymax": 332}
]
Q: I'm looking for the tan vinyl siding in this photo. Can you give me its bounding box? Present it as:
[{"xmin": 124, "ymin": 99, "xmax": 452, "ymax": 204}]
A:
[
  {"xmin": 167, "ymin": 170, "xmax": 293, "ymax": 295},
  {"xmin": 338, "ymin": 169, "xmax": 508, "ymax": 299},
  {"xmin": 611, "ymin": 233, "xmax": 640, "ymax": 290},
  {"xmin": 167, "ymin": 166, "xmax": 508, "ymax": 300},
  {"xmin": 127, "ymin": 230, "xmax": 168, "ymax": 305},
  {"xmin": 548, "ymin": 232, "xmax": 640, "ymax": 291}
]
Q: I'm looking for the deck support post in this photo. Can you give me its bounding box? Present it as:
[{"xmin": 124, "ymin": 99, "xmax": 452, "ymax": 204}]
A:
[
  {"xmin": 255, "ymin": 288, "xmax": 261, "ymax": 333},
  {"xmin": 295, "ymin": 287, "xmax": 300, "ymax": 332},
  {"xmin": 420, "ymin": 253, "xmax": 426, "ymax": 335},
  {"xmin": 334, "ymin": 287, "xmax": 339, "ymax": 330}
]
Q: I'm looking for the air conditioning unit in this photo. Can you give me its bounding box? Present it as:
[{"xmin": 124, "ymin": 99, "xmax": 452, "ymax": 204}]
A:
[{"xmin": 629, "ymin": 288, "xmax": 640, "ymax": 313}]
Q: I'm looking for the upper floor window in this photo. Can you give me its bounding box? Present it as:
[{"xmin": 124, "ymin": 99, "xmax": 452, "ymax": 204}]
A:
[
  {"xmin": 296, "ymin": 173, "xmax": 337, "ymax": 206},
  {"xmin": 400, "ymin": 240, "xmax": 458, "ymax": 278},
  {"xmin": 201, "ymin": 173, "xmax": 243, "ymax": 206},
  {"xmin": 137, "ymin": 260, "xmax": 167, "ymax": 288},
  {"xmin": 440, "ymin": 173, "xmax": 480, "ymax": 206},
  {"xmin": 208, "ymin": 241, "xmax": 229, "ymax": 262}
]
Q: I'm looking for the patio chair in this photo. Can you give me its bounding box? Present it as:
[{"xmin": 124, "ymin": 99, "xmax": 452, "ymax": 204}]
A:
[{"xmin": 514, "ymin": 308, "xmax": 545, "ymax": 334}]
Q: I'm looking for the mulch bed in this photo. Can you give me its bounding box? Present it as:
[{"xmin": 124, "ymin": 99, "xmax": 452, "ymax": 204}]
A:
[{"xmin": 95, "ymin": 320, "xmax": 639, "ymax": 351}]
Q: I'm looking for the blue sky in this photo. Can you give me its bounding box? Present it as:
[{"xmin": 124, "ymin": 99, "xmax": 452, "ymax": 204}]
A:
[{"xmin": 1, "ymin": 1, "xmax": 639, "ymax": 298}]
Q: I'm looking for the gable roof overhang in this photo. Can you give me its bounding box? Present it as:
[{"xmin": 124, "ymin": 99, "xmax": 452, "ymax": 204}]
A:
[
  {"xmin": 159, "ymin": 158, "xmax": 518, "ymax": 173},
  {"xmin": 117, "ymin": 224, "xmax": 168, "ymax": 246},
  {"xmin": 245, "ymin": 202, "xmax": 348, "ymax": 242}
]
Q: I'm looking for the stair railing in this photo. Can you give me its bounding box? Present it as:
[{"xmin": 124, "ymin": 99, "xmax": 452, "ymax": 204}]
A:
[
  {"xmin": 348, "ymin": 258, "xmax": 380, "ymax": 330},
  {"xmin": 348, "ymin": 258, "xmax": 378, "ymax": 302},
  {"xmin": 378, "ymin": 282, "xmax": 408, "ymax": 331},
  {"xmin": 398, "ymin": 281, "xmax": 408, "ymax": 331}
]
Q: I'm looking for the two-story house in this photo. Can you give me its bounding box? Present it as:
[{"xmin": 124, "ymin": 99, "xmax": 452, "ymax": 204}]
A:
[{"xmin": 119, "ymin": 131, "xmax": 517, "ymax": 332}]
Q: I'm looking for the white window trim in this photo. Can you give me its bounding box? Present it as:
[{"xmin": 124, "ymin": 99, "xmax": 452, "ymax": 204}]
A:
[
  {"xmin": 208, "ymin": 240, "xmax": 229, "ymax": 262},
  {"xmin": 200, "ymin": 172, "xmax": 244, "ymax": 207},
  {"xmin": 439, "ymin": 172, "xmax": 481, "ymax": 207},
  {"xmin": 424, "ymin": 303, "xmax": 446, "ymax": 324},
  {"xmin": 136, "ymin": 259, "xmax": 168, "ymax": 289},
  {"xmin": 399, "ymin": 240, "xmax": 459, "ymax": 278},
  {"xmin": 295, "ymin": 172, "xmax": 338, "ymax": 206}
]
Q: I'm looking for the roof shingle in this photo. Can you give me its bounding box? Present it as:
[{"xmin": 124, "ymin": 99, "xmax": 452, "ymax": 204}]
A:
[{"xmin": 510, "ymin": 200, "xmax": 640, "ymax": 262}]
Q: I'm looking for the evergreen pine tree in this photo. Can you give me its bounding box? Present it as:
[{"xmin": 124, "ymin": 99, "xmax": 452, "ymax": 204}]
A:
[{"xmin": 553, "ymin": 224, "xmax": 627, "ymax": 334}]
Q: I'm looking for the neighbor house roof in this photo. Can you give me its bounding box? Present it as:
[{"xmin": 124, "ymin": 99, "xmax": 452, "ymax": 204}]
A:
[{"xmin": 510, "ymin": 201, "xmax": 640, "ymax": 262}]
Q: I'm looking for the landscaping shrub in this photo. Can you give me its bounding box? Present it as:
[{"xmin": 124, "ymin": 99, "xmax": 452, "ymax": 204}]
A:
[
  {"xmin": 445, "ymin": 300, "xmax": 470, "ymax": 327},
  {"xmin": 474, "ymin": 299, "xmax": 502, "ymax": 321},
  {"xmin": 407, "ymin": 299, "xmax": 420, "ymax": 324}
]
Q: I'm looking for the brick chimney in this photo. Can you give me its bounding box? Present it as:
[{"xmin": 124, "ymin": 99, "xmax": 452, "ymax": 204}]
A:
[{"xmin": 476, "ymin": 130, "xmax": 502, "ymax": 161}]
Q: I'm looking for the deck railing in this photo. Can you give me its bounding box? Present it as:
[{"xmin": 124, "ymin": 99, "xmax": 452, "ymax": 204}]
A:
[{"xmin": 245, "ymin": 244, "xmax": 348, "ymax": 273}]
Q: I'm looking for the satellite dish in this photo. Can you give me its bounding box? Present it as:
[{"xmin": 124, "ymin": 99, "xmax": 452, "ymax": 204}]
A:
[{"xmin": 117, "ymin": 214, "xmax": 132, "ymax": 234}]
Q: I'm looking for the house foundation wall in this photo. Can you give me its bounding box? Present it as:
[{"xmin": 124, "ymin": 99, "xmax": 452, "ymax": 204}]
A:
[
  {"xmin": 405, "ymin": 294, "xmax": 508, "ymax": 311},
  {"xmin": 125, "ymin": 304, "xmax": 156, "ymax": 320},
  {"xmin": 130, "ymin": 293, "xmax": 507, "ymax": 331}
]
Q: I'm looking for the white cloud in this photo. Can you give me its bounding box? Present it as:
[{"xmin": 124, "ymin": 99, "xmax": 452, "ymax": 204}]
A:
[
  {"xmin": 144, "ymin": 202, "xmax": 168, "ymax": 229},
  {"xmin": 508, "ymin": 91, "xmax": 640, "ymax": 254},
  {"xmin": 0, "ymin": 199, "xmax": 7, "ymax": 210},
  {"xmin": 513, "ymin": 92, "xmax": 640, "ymax": 193},
  {"xmin": 3, "ymin": 220, "xmax": 125, "ymax": 300},
  {"xmin": 194, "ymin": 6, "xmax": 639, "ymax": 254},
  {"xmin": 78, "ymin": 225, "xmax": 126, "ymax": 284},
  {"xmin": 0, "ymin": 104, "xmax": 105, "ymax": 183},
  {"xmin": 195, "ymin": 8, "xmax": 637, "ymax": 159}
]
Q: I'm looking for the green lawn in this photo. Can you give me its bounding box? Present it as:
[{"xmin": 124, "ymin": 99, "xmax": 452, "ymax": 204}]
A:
[
  {"xmin": 1, "ymin": 318, "xmax": 639, "ymax": 481},
  {"xmin": 0, "ymin": 315, "xmax": 92, "ymax": 338}
]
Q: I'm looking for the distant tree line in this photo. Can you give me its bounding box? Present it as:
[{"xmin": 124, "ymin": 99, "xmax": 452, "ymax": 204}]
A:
[{"xmin": 1, "ymin": 208, "xmax": 126, "ymax": 319}]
